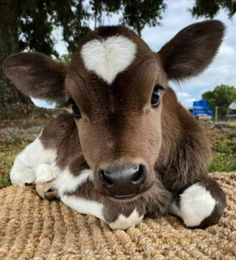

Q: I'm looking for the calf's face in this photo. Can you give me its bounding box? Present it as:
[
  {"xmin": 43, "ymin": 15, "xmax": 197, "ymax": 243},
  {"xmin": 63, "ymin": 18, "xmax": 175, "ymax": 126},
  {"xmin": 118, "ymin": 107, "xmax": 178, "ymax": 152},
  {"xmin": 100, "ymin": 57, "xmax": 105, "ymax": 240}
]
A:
[
  {"xmin": 3, "ymin": 21, "xmax": 225, "ymax": 200},
  {"xmin": 66, "ymin": 31, "xmax": 167, "ymax": 199}
]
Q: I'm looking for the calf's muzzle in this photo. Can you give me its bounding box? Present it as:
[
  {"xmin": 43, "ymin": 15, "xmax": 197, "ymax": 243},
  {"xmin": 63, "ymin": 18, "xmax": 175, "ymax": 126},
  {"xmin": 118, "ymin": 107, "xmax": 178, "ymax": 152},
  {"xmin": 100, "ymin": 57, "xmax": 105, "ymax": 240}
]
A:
[{"xmin": 98, "ymin": 164, "xmax": 147, "ymax": 199}]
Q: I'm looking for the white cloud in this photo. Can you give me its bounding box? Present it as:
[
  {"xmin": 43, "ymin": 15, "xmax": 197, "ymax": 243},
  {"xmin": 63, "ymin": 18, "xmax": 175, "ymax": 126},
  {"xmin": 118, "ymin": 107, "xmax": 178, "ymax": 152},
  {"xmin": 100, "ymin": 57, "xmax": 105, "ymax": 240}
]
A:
[
  {"xmin": 174, "ymin": 90, "xmax": 197, "ymax": 108},
  {"xmin": 176, "ymin": 91, "xmax": 192, "ymax": 99}
]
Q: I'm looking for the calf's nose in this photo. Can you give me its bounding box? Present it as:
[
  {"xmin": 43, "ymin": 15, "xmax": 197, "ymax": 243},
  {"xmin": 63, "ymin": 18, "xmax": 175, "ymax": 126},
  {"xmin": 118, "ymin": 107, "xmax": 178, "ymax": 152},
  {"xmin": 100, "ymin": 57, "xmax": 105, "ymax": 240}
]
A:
[{"xmin": 99, "ymin": 164, "xmax": 147, "ymax": 198}]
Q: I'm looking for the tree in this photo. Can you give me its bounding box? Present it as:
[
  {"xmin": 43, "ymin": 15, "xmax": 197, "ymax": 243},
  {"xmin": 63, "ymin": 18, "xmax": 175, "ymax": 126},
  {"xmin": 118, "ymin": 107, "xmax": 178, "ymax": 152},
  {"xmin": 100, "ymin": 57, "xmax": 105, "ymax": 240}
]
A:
[
  {"xmin": 0, "ymin": 0, "xmax": 166, "ymax": 107},
  {"xmin": 191, "ymin": 0, "xmax": 236, "ymax": 18},
  {"xmin": 0, "ymin": 0, "xmax": 29, "ymax": 106},
  {"xmin": 202, "ymin": 85, "xmax": 236, "ymax": 117},
  {"xmin": 1, "ymin": 0, "xmax": 235, "ymax": 107}
]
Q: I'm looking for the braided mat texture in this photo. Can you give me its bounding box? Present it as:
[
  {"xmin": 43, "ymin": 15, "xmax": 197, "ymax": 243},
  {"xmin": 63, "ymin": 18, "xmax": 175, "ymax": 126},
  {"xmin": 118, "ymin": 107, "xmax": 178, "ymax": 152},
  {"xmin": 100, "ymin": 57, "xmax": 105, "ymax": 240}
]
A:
[{"xmin": 0, "ymin": 172, "xmax": 235, "ymax": 260}]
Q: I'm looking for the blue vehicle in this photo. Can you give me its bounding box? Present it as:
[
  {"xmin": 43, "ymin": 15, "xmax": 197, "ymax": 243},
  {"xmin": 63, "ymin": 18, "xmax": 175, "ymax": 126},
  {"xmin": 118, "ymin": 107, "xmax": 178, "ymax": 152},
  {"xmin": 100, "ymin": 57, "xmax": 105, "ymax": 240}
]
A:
[{"xmin": 191, "ymin": 100, "xmax": 213, "ymax": 119}]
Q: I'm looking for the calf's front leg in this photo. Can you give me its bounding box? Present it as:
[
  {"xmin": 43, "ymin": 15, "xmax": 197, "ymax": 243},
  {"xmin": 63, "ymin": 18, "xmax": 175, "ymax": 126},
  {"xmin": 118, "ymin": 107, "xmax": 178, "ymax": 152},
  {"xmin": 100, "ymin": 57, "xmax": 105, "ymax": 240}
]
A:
[
  {"xmin": 169, "ymin": 177, "xmax": 226, "ymax": 228},
  {"xmin": 10, "ymin": 135, "xmax": 59, "ymax": 200},
  {"xmin": 10, "ymin": 136, "xmax": 57, "ymax": 178}
]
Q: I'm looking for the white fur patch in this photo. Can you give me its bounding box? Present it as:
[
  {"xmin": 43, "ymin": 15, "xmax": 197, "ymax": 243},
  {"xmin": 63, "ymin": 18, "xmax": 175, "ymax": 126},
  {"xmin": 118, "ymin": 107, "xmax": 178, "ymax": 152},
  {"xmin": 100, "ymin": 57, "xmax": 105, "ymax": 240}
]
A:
[
  {"xmin": 10, "ymin": 132, "xmax": 94, "ymax": 198},
  {"xmin": 10, "ymin": 137, "xmax": 57, "ymax": 186},
  {"xmin": 81, "ymin": 35, "xmax": 137, "ymax": 84},
  {"xmin": 108, "ymin": 209, "xmax": 143, "ymax": 230},
  {"xmin": 61, "ymin": 195, "xmax": 104, "ymax": 221},
  {"xmin": 54, "ymin": 168, "xmax": 93, "ymax": 195},
  {"xmin": 10, "ymin": 166, "xmax": 36, "ymax": 187},
  {"xmin": 35, "ymin": 163, "xmax": 58, "ymax": 183},
  {"xmin": 178, "ymin": 183, "xmax": 216, "ymax": 227}
]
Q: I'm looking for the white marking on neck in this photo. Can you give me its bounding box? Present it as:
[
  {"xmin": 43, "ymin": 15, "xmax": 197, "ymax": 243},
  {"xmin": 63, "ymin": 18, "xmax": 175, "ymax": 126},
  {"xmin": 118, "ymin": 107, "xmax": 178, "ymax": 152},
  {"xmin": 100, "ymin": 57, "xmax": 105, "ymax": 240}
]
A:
[
  {"xmin": 179, "ymin": 183, "xmax": 216, "ymax": 227},
  {"xmin": 81, "ymin": 35, "xmax": 137, "ymax": 84},
  {"xmin": 54, "ymin": 168, "xmax": 93, "ymax": 195},
  {"xmin": 108, "ymin": 209, "xmax": 143, "ymax": 230},
  {"xmin": 61, "ymin": 195, "xmax": 105, "ymax": 221}
]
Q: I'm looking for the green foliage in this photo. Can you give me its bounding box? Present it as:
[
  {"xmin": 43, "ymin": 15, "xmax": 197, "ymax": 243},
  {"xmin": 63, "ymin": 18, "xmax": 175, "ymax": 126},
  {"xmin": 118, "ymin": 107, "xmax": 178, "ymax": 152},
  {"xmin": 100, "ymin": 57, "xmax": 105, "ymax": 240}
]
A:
[
  {"xmin": 121, "ymin": 0, "xmax": 166, "ymax": 35},
  {"xmin": 191, "ymin": 0, "xmax": 236, "ymax": 18},
  {"xmin": 17, "ymin": 0, "xmax": 166, "ymax": 56},
  {"xmin": 202, "ymin": 85, "xmax": 236, "ymax": 116},
  {"xmin": 6, "ymin": 0, "xmax": 236, "ymax": 58},
  {"xmin": 59, "ymin": 53, "xmax": 72, "ymax": 64},
  {"xmin": 19, "ymin": 0, "xmax": 58, "ymax": 56}
]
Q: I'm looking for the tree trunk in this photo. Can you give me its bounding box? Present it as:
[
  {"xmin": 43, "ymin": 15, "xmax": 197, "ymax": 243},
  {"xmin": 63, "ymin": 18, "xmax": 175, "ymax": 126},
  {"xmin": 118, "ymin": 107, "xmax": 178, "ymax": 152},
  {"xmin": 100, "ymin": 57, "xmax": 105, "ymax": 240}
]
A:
[{"xmin": 0, "ymin": 0, "xmax": 30, "ymax": 107}]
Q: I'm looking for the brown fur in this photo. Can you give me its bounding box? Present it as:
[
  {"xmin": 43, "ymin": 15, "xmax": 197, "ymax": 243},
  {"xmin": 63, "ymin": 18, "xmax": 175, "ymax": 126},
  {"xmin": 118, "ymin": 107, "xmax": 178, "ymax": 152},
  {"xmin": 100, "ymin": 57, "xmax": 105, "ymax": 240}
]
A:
[
  {"xmin": 3, "ymin": 53, "xmax": 67, "ymax": 102},
  {"xmin": 3, "ymin": 20, "xmax": 226, "ymax": 227},
  {"xmin": 159, "ymin": 20, "xmax": 225, "ymax": 80}
]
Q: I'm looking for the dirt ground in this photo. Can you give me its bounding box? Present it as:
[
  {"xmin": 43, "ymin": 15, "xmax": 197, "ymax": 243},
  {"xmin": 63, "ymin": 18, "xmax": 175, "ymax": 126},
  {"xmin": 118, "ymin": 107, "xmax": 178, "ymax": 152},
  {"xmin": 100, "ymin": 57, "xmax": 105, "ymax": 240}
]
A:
[{"xmin": 0, "ymin": 105, "xmax": 235, "ymax": 188}]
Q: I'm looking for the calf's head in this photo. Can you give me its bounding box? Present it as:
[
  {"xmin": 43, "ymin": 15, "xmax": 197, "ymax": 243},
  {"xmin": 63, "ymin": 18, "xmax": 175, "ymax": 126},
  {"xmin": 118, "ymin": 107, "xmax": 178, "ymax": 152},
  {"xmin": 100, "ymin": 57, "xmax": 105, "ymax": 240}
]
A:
[{"xmin": 3, "ymin": 20, "xmax": 224, "ymax": 200}]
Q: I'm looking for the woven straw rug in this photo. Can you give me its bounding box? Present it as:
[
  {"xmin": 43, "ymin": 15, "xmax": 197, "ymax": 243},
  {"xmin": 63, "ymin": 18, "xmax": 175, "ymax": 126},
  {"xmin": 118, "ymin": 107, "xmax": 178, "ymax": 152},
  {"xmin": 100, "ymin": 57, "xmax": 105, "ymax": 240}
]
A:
[{"xmin": 0, "ymin": 172, "xmax": 235, "ymax": 259}]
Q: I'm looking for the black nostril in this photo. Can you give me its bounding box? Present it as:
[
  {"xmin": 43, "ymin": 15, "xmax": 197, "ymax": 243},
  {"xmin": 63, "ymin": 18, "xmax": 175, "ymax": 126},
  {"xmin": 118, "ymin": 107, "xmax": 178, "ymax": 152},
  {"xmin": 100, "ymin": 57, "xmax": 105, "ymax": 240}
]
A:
[
  {"xmin": 97, "ymin": 164, "xmax": 148, "ymax": 198},
  {"xmin": 99, "ymin": 170, "xmax": 113, "ymax": 187},
  {"xmin": 131, "ymin": 165, "xmax": 146, "ymax": 185}
]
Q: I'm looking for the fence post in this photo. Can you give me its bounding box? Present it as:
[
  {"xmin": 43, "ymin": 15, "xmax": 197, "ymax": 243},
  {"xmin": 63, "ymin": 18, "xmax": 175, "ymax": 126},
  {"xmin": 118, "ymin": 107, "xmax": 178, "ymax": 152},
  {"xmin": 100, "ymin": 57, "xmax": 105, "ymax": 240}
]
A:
[{"xmin": 215, "ymin": 106, "xmax": 219, "ymax": 122}]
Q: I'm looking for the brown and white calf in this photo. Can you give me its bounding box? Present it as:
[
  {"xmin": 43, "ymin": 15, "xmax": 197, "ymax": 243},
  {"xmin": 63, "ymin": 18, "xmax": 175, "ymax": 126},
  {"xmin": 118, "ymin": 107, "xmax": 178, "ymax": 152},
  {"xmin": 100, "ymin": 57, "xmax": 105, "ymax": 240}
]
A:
[{"xmin": 3, "ymin": 20, "xmax": 226, "ymax": 230}]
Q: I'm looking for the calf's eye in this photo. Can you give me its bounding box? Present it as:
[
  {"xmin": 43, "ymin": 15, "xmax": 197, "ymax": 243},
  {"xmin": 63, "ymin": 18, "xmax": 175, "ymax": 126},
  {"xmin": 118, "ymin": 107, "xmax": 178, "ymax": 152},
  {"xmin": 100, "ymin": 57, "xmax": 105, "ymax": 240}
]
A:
[
  {"xmin": 151, "ymin": 84, "xmax": 162, "ymax": 108},
  {"xmin": 67, "ymin": 97, "xmax": 81, "ymax": 118}
]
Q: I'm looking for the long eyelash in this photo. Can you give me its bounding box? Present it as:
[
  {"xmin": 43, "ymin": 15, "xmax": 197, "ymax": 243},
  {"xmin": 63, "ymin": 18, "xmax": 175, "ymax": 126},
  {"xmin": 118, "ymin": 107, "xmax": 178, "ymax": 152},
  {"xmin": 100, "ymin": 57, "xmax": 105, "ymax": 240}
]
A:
[{"xmin": 65, "ymin": 97, "xmax": 74, "ymax": 106}]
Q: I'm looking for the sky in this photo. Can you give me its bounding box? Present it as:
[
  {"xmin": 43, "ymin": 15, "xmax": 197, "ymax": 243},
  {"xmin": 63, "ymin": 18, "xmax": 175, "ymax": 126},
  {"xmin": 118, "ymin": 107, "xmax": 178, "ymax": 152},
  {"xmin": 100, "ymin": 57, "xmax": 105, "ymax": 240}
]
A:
[{"xmin": 34, "ymin": 0, "xmax": 236, "ymax": 109}]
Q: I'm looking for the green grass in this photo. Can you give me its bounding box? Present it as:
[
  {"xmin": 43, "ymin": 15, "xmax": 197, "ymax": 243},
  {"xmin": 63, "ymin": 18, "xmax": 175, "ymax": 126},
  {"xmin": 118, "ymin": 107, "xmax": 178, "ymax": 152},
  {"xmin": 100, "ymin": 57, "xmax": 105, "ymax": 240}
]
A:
[
  {"xmin": 6, "ymin": 136, "xmax": 22, "ymax": 146},
  {"xmin": 0, "ymin": 136, "xmax": 26, "ymax": 188},
  {"xmin": 0, "ymin": 176, "xmax": 10, "ymax": 188},
  {"xmin": 209, "ymin": 132, "xmax": 236, "ymax": 172},
  {"xmin": 210, "ymin": 153, "xmax": 236, "ymax": 172},
  {"xmin": 227, "ymin": 120, "xmax": 236, "ymax": 127}
]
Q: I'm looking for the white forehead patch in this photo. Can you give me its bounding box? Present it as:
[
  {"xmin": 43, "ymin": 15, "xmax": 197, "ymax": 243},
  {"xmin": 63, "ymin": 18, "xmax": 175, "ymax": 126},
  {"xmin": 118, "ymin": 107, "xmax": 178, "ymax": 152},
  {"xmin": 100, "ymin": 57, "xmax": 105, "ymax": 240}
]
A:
[{"xmin": 81, "ymin": 35, "xmax": 137, "ymax": 84}]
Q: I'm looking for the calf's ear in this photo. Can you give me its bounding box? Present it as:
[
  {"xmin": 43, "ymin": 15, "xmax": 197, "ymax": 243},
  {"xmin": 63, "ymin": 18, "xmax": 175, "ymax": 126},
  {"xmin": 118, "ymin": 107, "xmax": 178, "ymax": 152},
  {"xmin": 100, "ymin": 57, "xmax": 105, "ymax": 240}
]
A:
[
  {"xmin": 158, "ymin": 20, "xmax": 225, "ymax": 80},
  {"xmin": 3, "ymin": 52, "xmax": 67, "ymax": 102}
]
